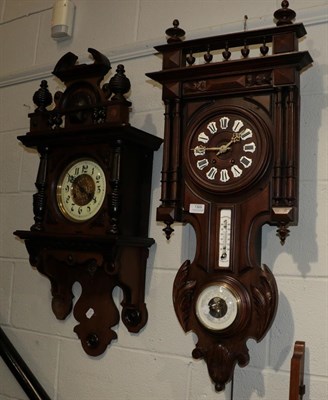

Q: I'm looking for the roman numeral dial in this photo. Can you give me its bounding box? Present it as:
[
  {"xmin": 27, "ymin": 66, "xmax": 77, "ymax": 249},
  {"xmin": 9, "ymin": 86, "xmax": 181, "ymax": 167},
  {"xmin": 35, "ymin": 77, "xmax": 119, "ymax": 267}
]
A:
[{"xmin": 186, "ymin": 112, "xmax": 269, "ymax": 194}]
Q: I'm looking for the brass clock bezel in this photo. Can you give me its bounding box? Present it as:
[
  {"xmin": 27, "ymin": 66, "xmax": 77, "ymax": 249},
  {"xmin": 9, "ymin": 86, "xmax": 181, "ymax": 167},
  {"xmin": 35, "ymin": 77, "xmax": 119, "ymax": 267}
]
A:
[
  {"xmin": 56, "ymin": 158, "xmax": 107, "ymax": 223},
  {"xmin": 194, "ymin": 277, "xmax": 251, "ymax": 335}
]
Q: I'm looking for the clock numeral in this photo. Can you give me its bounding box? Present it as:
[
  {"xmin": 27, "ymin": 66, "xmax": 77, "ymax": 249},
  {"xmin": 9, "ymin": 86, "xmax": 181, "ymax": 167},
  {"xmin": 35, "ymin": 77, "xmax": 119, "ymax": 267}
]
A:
[
  {"xmin": 71, "ymin": 203, "xmax": 75, "ymax": 212},
  {"xmin": 74, "ymin": 167, "xmax": 80, "ymax": 176},
  {"xmin": 243, "ymin": 142, "xmax": 256, "ymax": 153},
  {"xmin": 194, "ymin": 146, "xmax": 206, "ymax": 156},
  {"xmin": 198, "ymin": 132, "xmax": 209, "ymax": 143},
  {"xmin": 231, "ymin": 165, "xmax": 243, "ymax": 177},
  {"xmin": 65, "ymin": 195, "xmax": 71, "ymax": 204},
  {"xmin": 67, "ymin": 174, "xmax": 74, "ymax": 183},
  {"xmin": 240, "ymin": 156, "xmax": 252, "ymax": 168},
  {"xmin": 78, "ymin": 207, "xmax": 83, "ymax": 215},
  {"xmin": 96, "ymin": 174, "xmax": 101, "ymax": 182},
  {"xmin": 206, "ymin": 167, "xmax": 218, "ymax": 180},
  {"xmin": 232, "ymin": 119, "xmax": 244, "ymax": 132},
  {"xmin": 197, "ymin": 159, "xmax": 209, "ymax": 170},
  {"xmin": 220, "ymin": 169, "xmax": 230, "ymax": 182},
  {"xmin": 240, "ymin": 129, "xmax": 253, "ymax": 140},
  {"xmin": 82, "ymin": 164, "xmax": 88, "ymax": 173},
  {"xmin": 97, "ymin": 185, "xmax": 102, "ymax": 193},
  {"xmin": 207, "ymin": 121, "xmax": 217, "ymax": 134},
  {"xmin": 65, "ymin": 184, "xmax": 70, "ymax": 192},
  {"xmin": 219, "ymin": 116, "xmax": 230, "ymax": 130}
]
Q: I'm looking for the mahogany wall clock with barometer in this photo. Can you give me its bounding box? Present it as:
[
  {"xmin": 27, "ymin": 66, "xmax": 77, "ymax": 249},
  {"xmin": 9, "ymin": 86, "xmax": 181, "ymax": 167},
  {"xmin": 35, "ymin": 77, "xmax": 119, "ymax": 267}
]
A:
[{"xmin": 147, "ymin": 1, "xmax": 312, "ymax": 391}]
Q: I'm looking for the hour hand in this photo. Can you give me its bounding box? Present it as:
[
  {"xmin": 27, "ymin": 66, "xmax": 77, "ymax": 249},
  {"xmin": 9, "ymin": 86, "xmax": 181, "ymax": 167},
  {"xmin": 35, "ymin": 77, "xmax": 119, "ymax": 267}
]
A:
[
  {"xmin": 192, "ymin": 145, "xmax": 223, "ymax": 155},
  {"xmin": 216, "ymin": 144, "xmax": 231, "ymax": 155},
  {"xmin": 215, "ymin": 132, "xmax": 242, "ymax": 155}
]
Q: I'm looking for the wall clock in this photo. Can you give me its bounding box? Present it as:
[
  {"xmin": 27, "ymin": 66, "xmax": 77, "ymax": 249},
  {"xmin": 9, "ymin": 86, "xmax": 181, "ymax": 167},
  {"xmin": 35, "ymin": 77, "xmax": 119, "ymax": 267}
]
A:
[
  {"xmin": 14, "ymin": 48, "xmax": 162, "ymax": 356},
  {"xmin": 147, "ymin": 1, "xmax": 312, "ymax": 391}
]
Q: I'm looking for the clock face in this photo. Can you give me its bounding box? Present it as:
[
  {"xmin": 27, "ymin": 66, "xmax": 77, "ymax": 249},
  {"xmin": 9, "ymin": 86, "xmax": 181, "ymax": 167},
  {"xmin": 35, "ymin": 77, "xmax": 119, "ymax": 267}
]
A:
[
  {"xmin": 195, "ymin": 283, "xmax": 240, "ymax": 331},
  {"xmin": 56, "ymin": 159, "xmax": 106, "ymax": 222},
  {"xmin": 186, "ymin": 111, "xmax": 270, "ymax": 193}
]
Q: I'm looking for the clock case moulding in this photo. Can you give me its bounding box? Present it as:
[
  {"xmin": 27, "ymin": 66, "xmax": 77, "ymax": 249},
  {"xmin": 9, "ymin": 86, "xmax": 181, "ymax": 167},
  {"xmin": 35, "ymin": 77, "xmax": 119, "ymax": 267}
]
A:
[
  {"xmin": 146, "ymin": 1, "xmax": 312, "ymax": 392},
  {"xmin": 14, "ymin": 48, "xmax": 162, "ymax": 356}
]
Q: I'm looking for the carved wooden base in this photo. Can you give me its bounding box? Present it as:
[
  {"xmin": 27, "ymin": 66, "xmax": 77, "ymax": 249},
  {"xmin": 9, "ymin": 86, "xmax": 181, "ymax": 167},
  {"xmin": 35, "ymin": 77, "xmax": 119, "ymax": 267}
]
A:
[
  {"xmin": 173, "ymin": 260, "xmax": 278, "ymax": 391},
  {"xmin": 15, "ymin": 231, "xmax": 152, "ymax": 356}
]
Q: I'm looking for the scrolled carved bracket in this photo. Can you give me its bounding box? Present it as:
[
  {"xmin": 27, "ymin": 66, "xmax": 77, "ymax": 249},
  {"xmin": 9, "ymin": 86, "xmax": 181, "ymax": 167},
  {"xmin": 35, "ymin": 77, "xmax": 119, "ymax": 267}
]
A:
[
  {"xmin": 202, "ymin": 341, "xmax": 249, "ymax": 392},
  {"xmin": 173, "ymin": 260, "xmax": 196, "ymax": 331},
  {"xmin": 15, "ymin": 231, "xmax": 152, "ymax": 356},
  {"xmin": 173, "ymin": 260, "xmax": 278, "ymax": 391},
  {"xmin": 73, "ymin": 269, "xmax": 120, "ymax": 356}
]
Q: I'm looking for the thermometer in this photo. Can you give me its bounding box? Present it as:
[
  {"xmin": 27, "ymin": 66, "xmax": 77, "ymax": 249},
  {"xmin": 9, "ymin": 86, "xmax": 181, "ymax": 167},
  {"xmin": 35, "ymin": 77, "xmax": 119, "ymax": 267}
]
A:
[{"xmin": 218, "ymin": 209, "xmax": 232, "ymax": 267}]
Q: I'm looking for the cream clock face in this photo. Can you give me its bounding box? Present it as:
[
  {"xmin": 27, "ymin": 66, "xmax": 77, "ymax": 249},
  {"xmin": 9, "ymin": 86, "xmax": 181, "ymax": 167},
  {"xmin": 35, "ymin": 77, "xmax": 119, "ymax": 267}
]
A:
[
  {"xmin": 195, "ymin": 284, "xmax": 239, "ymax": 331},
  {"xmin": 56, "ymin": 159, "xmax": 106, "ymax": 222}
]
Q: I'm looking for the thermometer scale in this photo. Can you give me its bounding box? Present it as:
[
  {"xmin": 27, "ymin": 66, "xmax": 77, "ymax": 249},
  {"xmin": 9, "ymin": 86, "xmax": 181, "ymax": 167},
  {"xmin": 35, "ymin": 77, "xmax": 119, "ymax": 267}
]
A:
[{"xmin": 218, "ymin": 209, "xmax": 232, "ymax": 267}]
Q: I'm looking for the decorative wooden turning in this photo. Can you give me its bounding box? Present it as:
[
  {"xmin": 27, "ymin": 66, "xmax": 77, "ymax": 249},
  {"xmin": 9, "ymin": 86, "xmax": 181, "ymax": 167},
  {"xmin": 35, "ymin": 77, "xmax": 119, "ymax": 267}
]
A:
[
  {"xmin": 14, "ymin": 49, "xmax": 162, "ymax": 356},
  {"xmin": 147, "ymin": 1, "xmax": 312, "ymax": 391}
]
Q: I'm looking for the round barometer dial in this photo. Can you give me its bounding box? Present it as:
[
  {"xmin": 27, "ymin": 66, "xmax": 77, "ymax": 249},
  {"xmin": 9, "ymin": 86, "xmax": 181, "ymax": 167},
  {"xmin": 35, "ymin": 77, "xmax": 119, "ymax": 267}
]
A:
[
  {"xmin": 186, "ymin": 111, "xmax": 270, "ymax": 193},
  {"xmin": 195, "ymin": 283, "xmax": 240, "ymax": 331},
  {"xmin": 56, "ymin": 159, "xmax": 106, "ymax": 222}
]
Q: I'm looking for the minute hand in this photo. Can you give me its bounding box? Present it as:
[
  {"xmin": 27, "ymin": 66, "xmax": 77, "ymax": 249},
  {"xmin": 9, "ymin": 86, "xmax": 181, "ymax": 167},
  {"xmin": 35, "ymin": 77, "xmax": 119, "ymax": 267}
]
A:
[{"xmin": 216, "ymin": 131, "xmax": 244, "ymax": 155}]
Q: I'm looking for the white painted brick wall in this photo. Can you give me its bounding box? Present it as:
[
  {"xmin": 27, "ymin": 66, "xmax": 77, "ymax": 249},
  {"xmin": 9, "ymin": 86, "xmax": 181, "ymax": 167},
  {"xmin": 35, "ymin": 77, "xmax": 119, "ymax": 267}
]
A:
[{"xmin": 1, "ymin": 1, "xmax": 327, "ymax": 399}]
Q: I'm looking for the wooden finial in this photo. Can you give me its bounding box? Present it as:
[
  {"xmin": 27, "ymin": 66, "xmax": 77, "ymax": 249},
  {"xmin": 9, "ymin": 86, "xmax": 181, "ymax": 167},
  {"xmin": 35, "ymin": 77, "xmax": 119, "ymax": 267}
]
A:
[
  {"xmin": 108, "ymin": 64, "xmax": 131, "ymax": 104},
  {"xmin": 165, "ymin": 19, "xmax": 185, "ymax": 43},
  {"xmin": 32, "ymin": 80, "xmax": 52, "ymax": 112},
  {"xmin": 274, "ymin": 0, "xmax": 296, "ymax": 26}
]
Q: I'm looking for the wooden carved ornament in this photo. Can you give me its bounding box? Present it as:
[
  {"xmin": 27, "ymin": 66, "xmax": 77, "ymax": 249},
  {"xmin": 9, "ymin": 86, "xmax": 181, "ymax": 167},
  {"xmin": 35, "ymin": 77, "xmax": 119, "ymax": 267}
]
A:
[
  {"xmin": 147, "ymin": 1, "xmax": 312, "ymax": 390},
  {"xmin": 15, "ymin": 49, "xmax": 162, "ymax": 356}
]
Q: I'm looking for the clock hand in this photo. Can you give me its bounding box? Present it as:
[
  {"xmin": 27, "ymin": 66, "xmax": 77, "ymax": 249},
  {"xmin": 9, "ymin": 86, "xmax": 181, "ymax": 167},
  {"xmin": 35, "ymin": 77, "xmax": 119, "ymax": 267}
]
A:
[
  {"xmin": 79, "ymin": 184, "xmax": 94, "ymax": 201},
  {"xmin": 192, "ymin": 130, "xmax": 245, "ymax": 155},
  {"xmin": 216, "ymin": 131, "xmax": 243, "ymax": 155},
  {"xmin": 191, "ymin": 143, "xmax": 235, "ymax": 154},
  {"xmin": 73, "ymin": 178, "xmax": 94, "ymax": 202},
  {"xmin": 192, "ymin": 145, "xmax": 230, "ymax": 152}
]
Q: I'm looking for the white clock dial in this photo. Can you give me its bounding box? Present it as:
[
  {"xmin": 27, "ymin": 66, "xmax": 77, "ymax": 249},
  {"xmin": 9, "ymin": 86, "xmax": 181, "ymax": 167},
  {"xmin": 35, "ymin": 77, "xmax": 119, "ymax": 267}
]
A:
[
  {"xmin": 57, "ymin": 159, "xmax": 106, "ymax": 222},
  {"xmin": 218, "ymin": 209, "xmax": 232, "ymax": 267},
  {"xmin": 195, "ymin": 284, "xmax": 239, "ymax": 331}
]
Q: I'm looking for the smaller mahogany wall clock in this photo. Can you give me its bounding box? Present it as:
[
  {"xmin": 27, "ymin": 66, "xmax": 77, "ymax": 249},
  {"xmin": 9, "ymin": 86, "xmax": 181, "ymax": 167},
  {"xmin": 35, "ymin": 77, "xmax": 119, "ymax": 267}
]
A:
[
  {"xmin": 147, "ymin": 1, "xmax": 312, "ymax": 391},
  {"xmin": 15, "ymin": 49, "xmax": 162, "ymax": 356}
]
